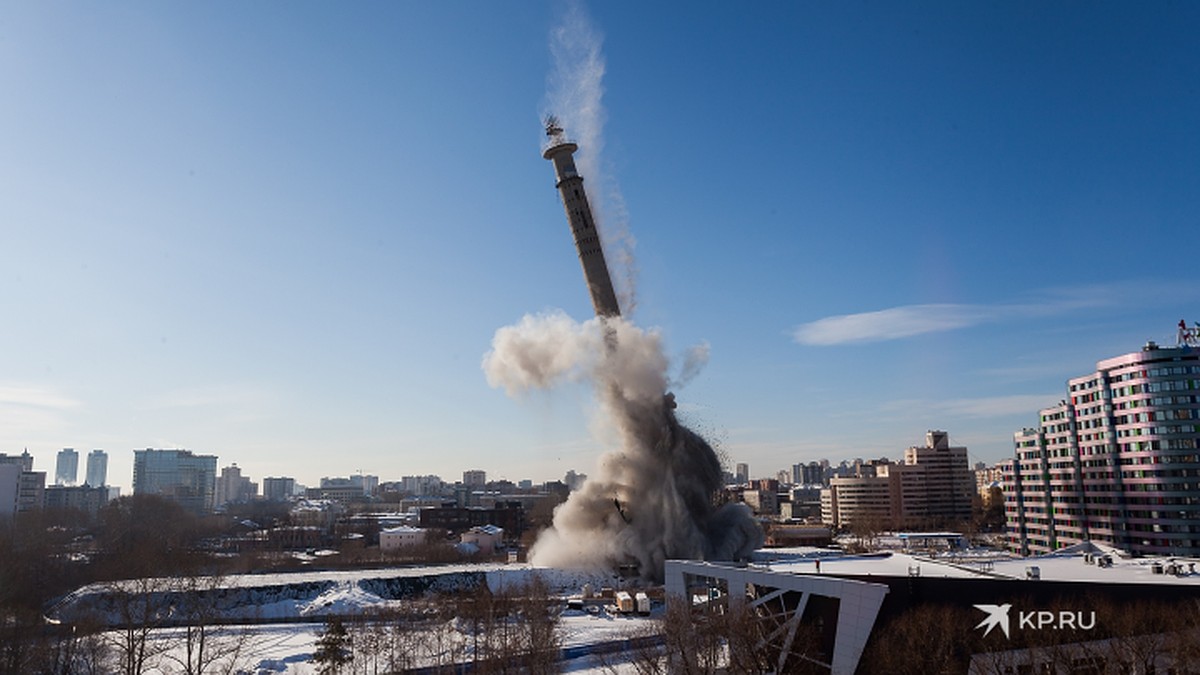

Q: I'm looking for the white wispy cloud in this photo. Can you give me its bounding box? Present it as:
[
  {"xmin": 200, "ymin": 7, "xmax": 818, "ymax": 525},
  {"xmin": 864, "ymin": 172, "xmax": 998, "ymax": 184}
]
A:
[
  {"xmin": 795, "ymin": 303, "xmax": 999, "ymax": 345},
  {"xmin": 791, "ymin": 282, "xmax": 1179, "ymax": 346},
  {"xmin": 0, "ymin": 384, "xmax": 81, "ymax": 410},
  {"xmin": 137, "ymin": 384, "xmax": 284, "ymax": 427},
  {"xmin": 0, "ymin": 383, "xmax": 82, "ymax": 444},
  {"xmin": 880, "ymin": 393, "xmax": 1061, "ymax": 419},
  {"xmin": 139, "ymin": 384, "xmax": 279, "ymax": 411}
]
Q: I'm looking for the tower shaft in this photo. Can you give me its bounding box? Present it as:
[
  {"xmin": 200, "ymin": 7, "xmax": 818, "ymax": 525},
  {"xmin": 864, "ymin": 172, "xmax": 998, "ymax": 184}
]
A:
[{"xmin": 543, "ymin": 139, "xmax": 621, "ymax": 318}]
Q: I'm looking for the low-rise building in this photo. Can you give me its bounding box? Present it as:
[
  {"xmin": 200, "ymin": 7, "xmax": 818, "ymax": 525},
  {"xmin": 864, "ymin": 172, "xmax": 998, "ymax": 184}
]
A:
[
  {"xmin": 43, "ymin": 484, "xmax": 112, "ymax": 517},
  {"xmin": 742, "ymin": 488, "xmax": 779, "ymax": 516},
  {"xmin": 418, "ymin": 501, "xmax": 524, "ymax": 537},
  {"xmin": 763, "ymin": 524, "xmax": 832, "ymax": 547},
  {"xmin": 380, "ymin": 525, "xmax": 427, "ymax": 552},
  {"xmin": 460, "ymin": 524, "xmax": 504, "ymax": 555}
]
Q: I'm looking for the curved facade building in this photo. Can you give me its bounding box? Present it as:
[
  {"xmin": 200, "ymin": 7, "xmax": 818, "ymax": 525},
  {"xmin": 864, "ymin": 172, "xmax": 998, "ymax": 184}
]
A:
[{"xmin": 1008, "ymin": 340, "xmax": 1200, "ymax": 556}]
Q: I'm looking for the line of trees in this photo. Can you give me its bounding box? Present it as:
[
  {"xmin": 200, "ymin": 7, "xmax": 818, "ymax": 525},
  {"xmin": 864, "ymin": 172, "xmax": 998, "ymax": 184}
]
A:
[
  {"xmin": 318, "ymin": 577, "xmax": 562, "ymax": 675},
  {"xmin": 0, "ymin": 492, "xmax": 494, "ymax": 674},
  {"xmin": 0, "ymin": 494, "xmax": 240, "ymax": 674}
]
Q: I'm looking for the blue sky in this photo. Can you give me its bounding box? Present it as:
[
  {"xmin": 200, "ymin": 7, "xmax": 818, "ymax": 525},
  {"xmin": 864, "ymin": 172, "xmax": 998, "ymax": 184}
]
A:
[{"xmin": 1, "ymin": 2, "xmax": 1197, "ymax": 491}]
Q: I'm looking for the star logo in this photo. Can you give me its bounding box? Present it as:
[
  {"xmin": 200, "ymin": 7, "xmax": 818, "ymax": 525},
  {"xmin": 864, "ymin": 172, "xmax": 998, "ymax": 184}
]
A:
[{"xmin": 973, "ymin": 604, "xmax": 1012, "ymax": 638}]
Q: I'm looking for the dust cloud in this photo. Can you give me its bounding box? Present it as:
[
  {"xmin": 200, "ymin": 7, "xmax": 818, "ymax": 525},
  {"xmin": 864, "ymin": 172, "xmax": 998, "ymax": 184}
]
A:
[{"xmin": 483, "ymin": 313, "xmax": 762, "ymax": 581}]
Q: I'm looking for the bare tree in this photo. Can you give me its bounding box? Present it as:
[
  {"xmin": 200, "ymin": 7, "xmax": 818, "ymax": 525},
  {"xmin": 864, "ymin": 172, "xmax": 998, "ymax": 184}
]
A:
[
  {"xmin": 103, "ymin": 576, "xmax": 175, "ymax": 675},
  {"xmin": 36, "ymin": 616, "xmax": 112, "ymax": 675},
  {"xmin": 658, "ymin": 597, "xmax": 731, "ymax": 674},
  {"xmin": 155, "ymin": 574, "xmax": 263, "ymax": 675},
  {"xmin": 858, "ymin": 603, "xmax": 973, "ymax": 675},
  {"xmin": 72, "ymin": 625, "xmax": 112, "ymax": 675},
  {"xmin": 344, "ymin": 608, "xmax": 397, "ymax": 675},
  {"xmin": 611, "ymin": 621, "xmax": 667, "ymax": 675}
]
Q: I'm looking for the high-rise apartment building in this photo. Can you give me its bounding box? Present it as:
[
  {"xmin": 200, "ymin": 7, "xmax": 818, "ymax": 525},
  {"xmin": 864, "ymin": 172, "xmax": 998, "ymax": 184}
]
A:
[
  {"xmin": 735, "ymin": 463, "xmax": 750, "ymax": 485},
  {"xmin": 792, "ymin": 462, "xmax": 826, "ymax": 487},
  {"xmin": 401, "ymin": 475, "xmax": 442, "ymax": 496},
  {"xmin": 0, "ymin": 451, "xmax": 34, "ymax": 472},
  {"xmin": 563, "ymin": 470, "xmax": 587, "ymax": 491},
  {"xmin": 132, "ymin": 449, "xmax": 218, "ymax": 515},
  {"xmin": 85, "ymin": 450, "xmax": 108, "ymax": 487},
  {"xmin": 0, "ymin": 464, "xmax": 18, "ymax": 516},
  {"xmin": 821, "ymin": 431, "xmax": 973, "ymax": 529},
  {"xmin": 0, "ymin": 451, "xmax": 44, "ymax": 515},
  {"xmin": 55, "ymin": 448, "xmax": 78, "ymax": 486},
  {"xmin": 262, "ymin": 477, "xmax": 296, "ymax": 502},
  {"xmin": 350, "ymin": 474, "xmax": 379, "ymax": 495},
  {"xmin": 463, "ymin": 470, "xmax": 487, "ymax": 487},
  {"xmin": 17, "ymin": 471, "xmax": 45, "ymax": 512},
  {"xmin": 1006, "ymin": 339, "xmax": 1200, "ymax": 557},
  {"xmin": 215, "ymin": 464, "xmax": 258, "ymax": 508}
]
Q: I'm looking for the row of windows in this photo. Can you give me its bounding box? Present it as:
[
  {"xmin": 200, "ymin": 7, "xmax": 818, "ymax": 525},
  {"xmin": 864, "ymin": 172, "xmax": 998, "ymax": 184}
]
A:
[
  {"xmin": 1118, "ymin": 439, "xmax": 1200, "ymax": 452},
  {"xmin": 1107, "ymin": 370, "xmax": 1146, "ymax": 384},
  {"xmin": 1118, "ymin": 424, "xmax": 1200, "ymax": 437},
  {"xmin": 1147, "ymin": 365, "xmax": 1200, "ymax": 377},
  {"xmin": 1152, "ymin": 394, "xmax": 1200, "ymax": 406},
  {"xmin": 1120, "ymin": 468, "xmax": 1200, "ymax": 479},
  {"xmin": 1113, "ymin": 380, "xmax": 1200, "ymax": 397}
]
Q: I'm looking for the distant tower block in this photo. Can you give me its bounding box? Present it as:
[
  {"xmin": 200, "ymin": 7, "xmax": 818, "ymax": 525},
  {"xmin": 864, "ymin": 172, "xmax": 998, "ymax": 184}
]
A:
[{"xmin": 543, "ymin": 117, "xmax": 621, "ymax": 318}]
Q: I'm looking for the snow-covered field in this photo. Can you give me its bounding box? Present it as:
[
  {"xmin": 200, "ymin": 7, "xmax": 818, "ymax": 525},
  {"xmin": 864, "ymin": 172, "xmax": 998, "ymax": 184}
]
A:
[
  {"xmin": 129, "ymin": 605, "xmax": 658, "ymax": 674},
  {"xmin": 65, "ymin": 563, "xmax": 661, "ymax": 674}
]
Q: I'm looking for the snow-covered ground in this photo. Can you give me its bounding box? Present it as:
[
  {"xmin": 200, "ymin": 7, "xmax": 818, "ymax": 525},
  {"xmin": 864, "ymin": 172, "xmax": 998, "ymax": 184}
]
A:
[
  {"xmin": 66, "ymin": 563, "xmax": 660, "ymax": 674},
  {"xmin": 71, "ymin": 544, "xmax": 1200, "ymax": 673},
  {"xmin": 129, "ymin": 605, "xmax": 659, "ymax": 674}
]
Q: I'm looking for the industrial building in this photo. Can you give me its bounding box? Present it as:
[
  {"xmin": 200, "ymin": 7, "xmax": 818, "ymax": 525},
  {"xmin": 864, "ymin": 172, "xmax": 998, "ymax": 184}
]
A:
[{"xmin": 1007, "ymin": 337, "xmax": 1200, "ymax": 556}]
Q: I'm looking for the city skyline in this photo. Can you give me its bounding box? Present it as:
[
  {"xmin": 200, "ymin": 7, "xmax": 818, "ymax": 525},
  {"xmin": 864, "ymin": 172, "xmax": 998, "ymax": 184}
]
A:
[{"xmin": 2, "ymin": 3, "xmax": 1198, "ymax": 491}]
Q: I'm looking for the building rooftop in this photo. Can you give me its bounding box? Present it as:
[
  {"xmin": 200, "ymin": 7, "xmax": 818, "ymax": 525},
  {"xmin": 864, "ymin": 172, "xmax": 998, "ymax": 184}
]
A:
[
  {"xmin": 756, "ymin": 542, "xmax": 1200, "ymax": 586},
  {"xmin": 381, "ymin": 525, "xmax": 424, "ymax": 534}
]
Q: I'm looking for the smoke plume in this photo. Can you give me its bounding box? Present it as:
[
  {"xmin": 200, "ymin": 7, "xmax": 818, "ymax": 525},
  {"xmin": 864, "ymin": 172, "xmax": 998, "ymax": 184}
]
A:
[
  {"xmin": 543, "ymin": 0, "xmax": 637, "ymax": 313},
  {"xmin": 483, "ymin": 314, "xmax": 762, "ymax": 581},
  {"xmin": 490, "ymin": 2, "xmax": 761, "ymax": 581},
  {"xmin": 673, "ymin": 341, "xmax": 711, "ymax": 389}
]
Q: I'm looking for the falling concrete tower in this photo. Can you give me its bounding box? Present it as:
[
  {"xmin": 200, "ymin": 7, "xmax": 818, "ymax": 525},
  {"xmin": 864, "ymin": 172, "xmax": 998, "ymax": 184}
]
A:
[{"xmin": 542, "ymin": 117, "xmax": 621, "ymax": 318}]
